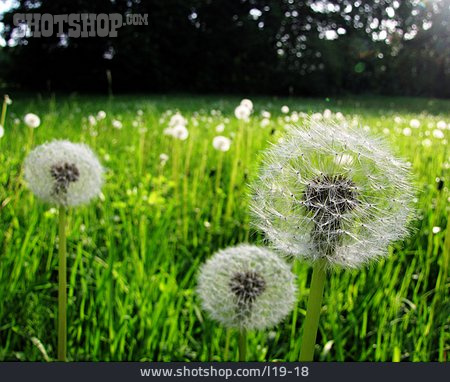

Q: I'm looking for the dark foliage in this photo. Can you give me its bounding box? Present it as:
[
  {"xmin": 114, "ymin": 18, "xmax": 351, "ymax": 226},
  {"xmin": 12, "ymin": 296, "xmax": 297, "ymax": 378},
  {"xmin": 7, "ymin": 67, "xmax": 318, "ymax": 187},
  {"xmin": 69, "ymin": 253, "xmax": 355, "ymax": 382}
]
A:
[{"xmin": 0, "ymin": 0, "xmax": 448, "ymax": 97}]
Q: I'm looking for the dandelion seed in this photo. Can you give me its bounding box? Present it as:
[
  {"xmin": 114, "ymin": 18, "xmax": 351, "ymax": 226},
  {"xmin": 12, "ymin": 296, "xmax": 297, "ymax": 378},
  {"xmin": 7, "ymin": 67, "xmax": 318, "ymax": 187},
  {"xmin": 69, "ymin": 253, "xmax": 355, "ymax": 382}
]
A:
[
  {"xmin": 197, "ymin": 245, "xmax": 297, "ymax": 331},
  {"xmin": 213, "ymin": 136, "xmax": 231, "ymax": 152},
  {"xmin": 281, "ymin": 105, "xmax": 290, "ymax": 114},
  {"xmin": 250, "ymin": 121, "xmax": 413, "ymax": 269},
  {"xmin": 24, "ymin": 113, "xmax": 41, "ymax": 128},
  {"xmin": 24, "ymin": 140, "xmax": 103, "ymax": 207}
]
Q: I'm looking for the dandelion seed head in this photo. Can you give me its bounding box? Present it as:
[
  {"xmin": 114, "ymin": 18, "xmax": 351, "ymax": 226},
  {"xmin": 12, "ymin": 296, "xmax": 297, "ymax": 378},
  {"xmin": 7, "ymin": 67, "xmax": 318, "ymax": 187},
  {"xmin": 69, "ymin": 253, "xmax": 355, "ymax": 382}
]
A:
[
  {"xmin": 159, "ymin": 153, "xmax": 169, "ymax": 165},
  {"xmin": 171, "ymin": 124, "xmax": 189, "ymax": 140},
  {"xmin": 96, "ymin": 110, "xmax": 106, "ymax": 120},
  {"xmin": 112, "ymin": 119, "xmax": 123, "ymax": 129},
  {"xmin": 234, "ymin": 104, "xmax": 251, "ymax": 121},
  {"xmin": 24, "ymin": 140, "xmax": 103, "ymax": 207},
  {"xmin": 250, "ymin": 121, "xmax": 414, "ymax": 269},
  {"xmin": 281, "ymin": 105, "xmax": 289, "ymax": 114},
  {"xmin": 88, "ymin": 115, "xmax": 97, "ymax": 126},
  {"xmin": 409, "ymin": 119, "xmax": 420, "ymax": 129},
  {"xmin": 197, "ymin": 245, "xmax": 297, "ymax": 330},
  {"xmin": 403, "ymin": 127, "xmax": 412, "ymax": 136},
  {"xmin": 432, "ymin": 129, "xmax": 444, "ymax": 139},
  {"xmin": 169, "ymin": 112, "xmax": 187, "ymax": 128},
  {"xmin": 24, "ymin": 113, "xmax": 41, "ymax": 128},
  {"xmin": 4, "ymin": 94, "xmax": 12, "ymax": 105},
  {"xmin": 436, "ymin": 120, "xmax": 446, "ymax": 130},
  {"xmin": 213, "ymin": 136, "xmax": 231, "ymax": 152},
  {"xmin": 240, "ymin": 99, "xmax": 253, "ymax": 112}
]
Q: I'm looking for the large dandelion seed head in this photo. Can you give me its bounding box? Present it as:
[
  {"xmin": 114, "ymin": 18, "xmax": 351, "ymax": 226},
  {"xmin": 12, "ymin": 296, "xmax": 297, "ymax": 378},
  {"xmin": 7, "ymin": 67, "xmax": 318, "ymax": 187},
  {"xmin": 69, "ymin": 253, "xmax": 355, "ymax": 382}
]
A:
[
  {"xmin": 250, "ymin": 121, "xmax": 414, "ymax": 269},
  {"xmin": 24, "ymin": 140, "xmax": 103, "ymax": 207},
  {"xmin": 197, "ymin": 245, "xmax": 297, "ymax": 330}
]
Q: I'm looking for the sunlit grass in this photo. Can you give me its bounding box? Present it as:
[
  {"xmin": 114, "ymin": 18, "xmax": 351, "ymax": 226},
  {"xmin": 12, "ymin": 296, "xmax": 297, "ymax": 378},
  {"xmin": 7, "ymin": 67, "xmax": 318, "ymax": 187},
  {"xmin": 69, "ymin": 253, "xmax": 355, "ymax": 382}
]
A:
[{"xmin": 0, "ymin": 94, "xmax": 448, "ymax": 361}]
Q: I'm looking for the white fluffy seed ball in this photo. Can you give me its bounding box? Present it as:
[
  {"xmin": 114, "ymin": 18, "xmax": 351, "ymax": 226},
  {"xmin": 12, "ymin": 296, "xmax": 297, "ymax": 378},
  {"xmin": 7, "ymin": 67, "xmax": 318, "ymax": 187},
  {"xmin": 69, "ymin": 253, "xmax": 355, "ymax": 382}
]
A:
[
  {"xmin": 24, "ymin": 140, "xmax": 103, "ymax": 207},
  {"xmin": 212, "ymin": 136, "xmax": 231, "ymax": 152},
  {"xmin": 197, "ymin": 245, "xmax": 297, "ymax": 330},
  {"xmin": 251, "ymin": 121, "xmax": 414, "ymax": 269},
  {"xmin": 24, "ymin": 113, "xmax": 41, "ymax": 128}
]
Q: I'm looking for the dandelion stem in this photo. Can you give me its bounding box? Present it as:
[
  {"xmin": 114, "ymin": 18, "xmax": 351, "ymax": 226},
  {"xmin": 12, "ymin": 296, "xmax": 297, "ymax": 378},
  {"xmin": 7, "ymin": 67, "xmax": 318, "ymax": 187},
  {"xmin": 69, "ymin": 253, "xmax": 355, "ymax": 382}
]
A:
[
  {"xmin": 238, "ymin": 329, "xmax": 247, "ymax": 361},
  {"xmin": 299, "ymin": 260, "xmax": 326, "ymax": 361},
  {"xmin": 1, "ymin": 98, "xmax": 7, "ymax": 127},
  {"xmin": 57, "ymin": 206, "xmax": 67, "ymax": 361}
]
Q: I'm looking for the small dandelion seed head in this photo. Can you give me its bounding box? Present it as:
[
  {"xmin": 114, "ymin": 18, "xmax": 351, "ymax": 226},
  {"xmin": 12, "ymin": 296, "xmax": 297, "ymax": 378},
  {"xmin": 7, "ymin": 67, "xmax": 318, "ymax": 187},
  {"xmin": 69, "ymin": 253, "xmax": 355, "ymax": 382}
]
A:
[
  {"xmin": 250, "ymin": 120, "xmax": 414, "ymax": 269},
  {"xmin": 24, "ymin": 113, "xmax": 41, "ymax": 128},
  {"xmin": 212, "ymin": 135, "xmax": 231, "ymax": 152},
  {"xmin": 197, "ymin": 245, "xmax": 297, "ymax": 330},
  {"xmin": 240, "ymin": 99, "xmax": 254, "ymax": 112},
  {"xmin": 234, "ymin": 104, "xmax": 251, "ymax": 121},
  {"xmin": 24, "ymin": 140, "xmax": 103, "ymax": 207},
  {"xmin": 96, "ymin": 110, "xmax": 106, "ymax": 120}
]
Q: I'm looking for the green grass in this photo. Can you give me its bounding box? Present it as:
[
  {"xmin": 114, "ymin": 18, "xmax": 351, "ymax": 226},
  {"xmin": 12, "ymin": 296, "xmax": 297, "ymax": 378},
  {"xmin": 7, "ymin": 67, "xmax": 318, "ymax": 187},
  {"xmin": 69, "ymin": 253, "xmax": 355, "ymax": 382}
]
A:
[{"xmin": 0, "ymin": 94, "xmax": 448, "ymax": 361}]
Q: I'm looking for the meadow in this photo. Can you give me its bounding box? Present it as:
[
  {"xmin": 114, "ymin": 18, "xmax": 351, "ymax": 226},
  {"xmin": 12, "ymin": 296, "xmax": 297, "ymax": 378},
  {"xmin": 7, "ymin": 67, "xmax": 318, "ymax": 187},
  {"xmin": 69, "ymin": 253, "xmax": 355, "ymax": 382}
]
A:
[{"xmin": 0, "ymin": 94, "xmax": 448, "ymax": 362}]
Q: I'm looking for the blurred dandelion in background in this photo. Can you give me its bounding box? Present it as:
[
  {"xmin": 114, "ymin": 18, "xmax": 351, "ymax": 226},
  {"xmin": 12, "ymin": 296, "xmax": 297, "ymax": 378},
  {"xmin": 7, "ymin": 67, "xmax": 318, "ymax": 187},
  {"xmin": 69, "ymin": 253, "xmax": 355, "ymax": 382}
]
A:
[
  {"xmin": 24, "ymin": 113, "xmax": 41, "ymax": 128},
  {"xmin": 212, "ymin": 136, "xmax": 231, "ymax": 152}
]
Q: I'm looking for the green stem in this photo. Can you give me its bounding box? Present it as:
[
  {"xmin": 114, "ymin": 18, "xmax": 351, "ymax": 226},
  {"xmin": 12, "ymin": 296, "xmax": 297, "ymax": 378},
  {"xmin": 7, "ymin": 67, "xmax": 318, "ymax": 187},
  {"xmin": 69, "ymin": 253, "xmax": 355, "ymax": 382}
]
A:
[
  {"xmin": 299, "ymin": 260, "xmax": 327, "ymax": 361},
  {"xmin": 57, "ymin": 206, "xmax": 67, "ymax": 361},
  {"xmin": 1, "ymin": 98, "xmax": 7, "ymax": 127},
  {"xmin": 238, "ymin": 329, "xmax": 247, "ymax": 362}
]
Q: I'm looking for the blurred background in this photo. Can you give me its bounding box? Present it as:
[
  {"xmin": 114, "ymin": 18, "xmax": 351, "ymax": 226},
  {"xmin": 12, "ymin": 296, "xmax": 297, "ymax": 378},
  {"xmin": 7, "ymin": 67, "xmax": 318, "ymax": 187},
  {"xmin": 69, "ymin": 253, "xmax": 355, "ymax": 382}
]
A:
[{"xmin": 0, "ymin": 0, "xmax": 449, "ymax": 97}]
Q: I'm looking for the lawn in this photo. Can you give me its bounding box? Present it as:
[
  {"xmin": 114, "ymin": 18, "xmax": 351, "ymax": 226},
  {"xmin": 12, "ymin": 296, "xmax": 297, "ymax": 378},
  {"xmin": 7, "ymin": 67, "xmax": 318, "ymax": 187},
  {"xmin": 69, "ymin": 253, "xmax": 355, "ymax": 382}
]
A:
[{"xmin": 0, "ymin": 94, "xmax": 448, "ymax": 361}]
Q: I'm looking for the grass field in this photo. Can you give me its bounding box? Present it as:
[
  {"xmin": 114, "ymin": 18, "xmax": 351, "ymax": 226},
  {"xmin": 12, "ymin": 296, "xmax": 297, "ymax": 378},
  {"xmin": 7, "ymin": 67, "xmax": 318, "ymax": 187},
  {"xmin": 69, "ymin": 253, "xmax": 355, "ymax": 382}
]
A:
[{"xmin": 0, "ymin": 94, "xmax": 448, "ymax": 362}]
